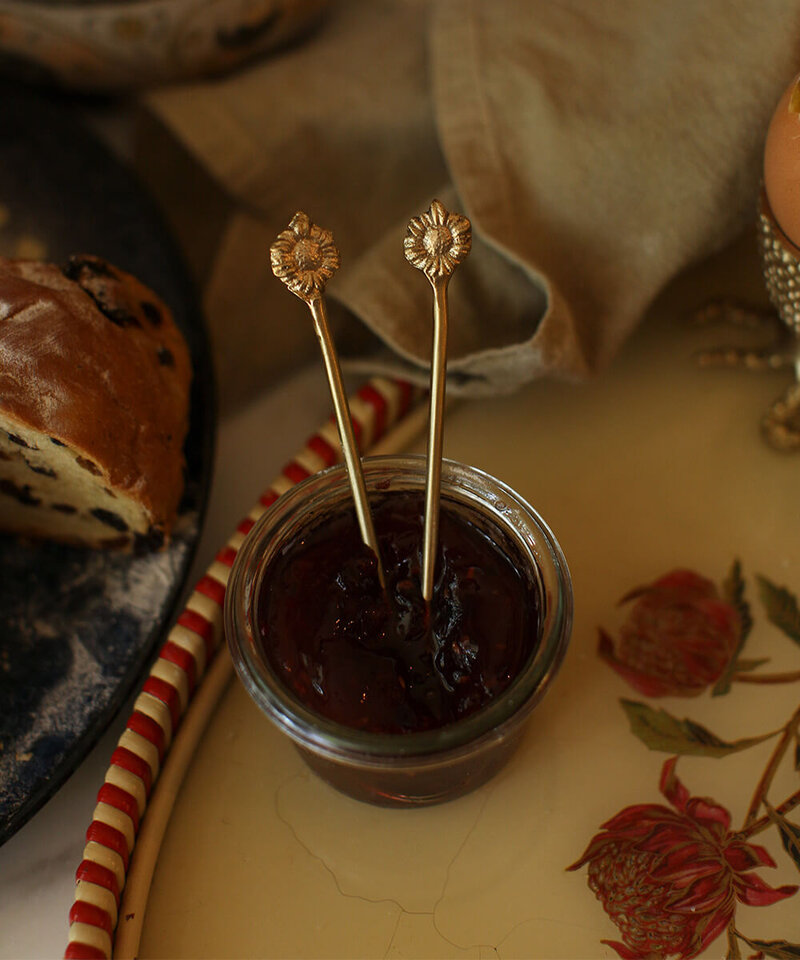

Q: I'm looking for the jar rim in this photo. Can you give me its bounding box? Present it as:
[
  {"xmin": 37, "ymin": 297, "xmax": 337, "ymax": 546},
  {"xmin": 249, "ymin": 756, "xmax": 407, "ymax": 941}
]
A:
[{"xmin": 225, "ymin": 455, "xmax": 572, "ymax": 766}]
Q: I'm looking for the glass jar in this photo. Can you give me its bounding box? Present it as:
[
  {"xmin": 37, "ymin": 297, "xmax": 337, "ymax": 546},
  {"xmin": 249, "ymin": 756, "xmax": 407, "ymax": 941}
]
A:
[{"xmin": 225, "ymin": 456, "xmax": 572, "ymax": 807}]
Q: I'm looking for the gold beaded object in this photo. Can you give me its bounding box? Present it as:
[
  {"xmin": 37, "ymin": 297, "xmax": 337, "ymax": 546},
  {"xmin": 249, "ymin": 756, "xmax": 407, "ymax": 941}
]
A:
[
  {"xmin": 697, "ymin": 190, "xmax": 800, "ymax": 451},
  {"xmin": 758, "ymin": 193, "xmax": 800, "ymax": 335}
]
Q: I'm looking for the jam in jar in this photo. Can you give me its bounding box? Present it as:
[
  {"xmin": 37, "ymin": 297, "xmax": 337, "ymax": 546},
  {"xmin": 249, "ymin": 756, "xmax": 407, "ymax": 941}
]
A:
[{"xmin": 258, "ymin": 489, "xmax": 540, "ymax": 736}]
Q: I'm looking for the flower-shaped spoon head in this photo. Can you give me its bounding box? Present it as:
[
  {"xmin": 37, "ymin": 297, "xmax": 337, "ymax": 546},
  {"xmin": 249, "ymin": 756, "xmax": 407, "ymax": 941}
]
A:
[
  {"xmin": 270, "ymin": 211, "xmax": 340, "ymax": 302},
  {"xmin": 404, "ymin": 199, "xmax": 472, "ymax": 282}
]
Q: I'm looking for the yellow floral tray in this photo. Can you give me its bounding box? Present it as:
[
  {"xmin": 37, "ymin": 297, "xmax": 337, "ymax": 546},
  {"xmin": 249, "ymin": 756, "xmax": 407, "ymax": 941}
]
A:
[{"xmin": 68, "ymin": 236, "xmax": 800, "ymax": 959}]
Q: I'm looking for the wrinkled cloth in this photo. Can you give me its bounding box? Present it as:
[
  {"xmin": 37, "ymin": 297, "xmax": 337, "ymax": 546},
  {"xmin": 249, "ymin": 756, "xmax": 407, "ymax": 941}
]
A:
[{"xmin": 142, "ymin": 0, "xmax": 800, "ymax": 411}]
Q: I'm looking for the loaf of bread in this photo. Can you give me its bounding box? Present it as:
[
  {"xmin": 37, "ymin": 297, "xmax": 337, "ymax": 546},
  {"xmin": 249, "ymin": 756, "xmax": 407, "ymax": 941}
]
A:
[{"xmin": 0, "ymin": 254, "xmax": 192, "ymax": 550}]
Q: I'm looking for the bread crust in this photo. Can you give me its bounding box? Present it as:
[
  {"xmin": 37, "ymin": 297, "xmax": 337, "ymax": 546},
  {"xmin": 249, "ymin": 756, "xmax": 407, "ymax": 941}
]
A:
[{"xmin": 0, "ymin": 255, "xmax": 192, "ymax": 539}]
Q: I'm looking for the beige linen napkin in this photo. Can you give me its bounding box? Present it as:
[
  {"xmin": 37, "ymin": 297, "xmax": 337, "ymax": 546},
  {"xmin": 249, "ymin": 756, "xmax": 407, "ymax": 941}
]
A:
[{"xmin": 141, "ymin": 0, "xmax": 800, "ymax": 411}]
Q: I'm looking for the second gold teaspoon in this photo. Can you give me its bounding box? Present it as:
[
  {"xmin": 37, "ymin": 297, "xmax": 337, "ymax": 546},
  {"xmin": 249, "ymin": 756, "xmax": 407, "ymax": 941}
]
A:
[{"xmin": 404, "ymin": 199, "xmax": 472, "ymax": 604}]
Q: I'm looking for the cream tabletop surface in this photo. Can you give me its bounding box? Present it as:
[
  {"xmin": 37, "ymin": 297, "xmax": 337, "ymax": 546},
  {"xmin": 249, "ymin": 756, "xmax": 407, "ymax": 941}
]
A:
[
  {"xmin": 133, "ymin": 233, "xmax": 800, "ymax": 959},
  {"xmin": 1, "ymin": 231, "xmax": 799, "ymax": 958}
]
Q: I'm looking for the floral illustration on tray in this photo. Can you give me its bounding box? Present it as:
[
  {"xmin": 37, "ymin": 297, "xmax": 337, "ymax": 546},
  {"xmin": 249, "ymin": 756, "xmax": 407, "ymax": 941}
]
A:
[{"xmin": 568, "ymin": 565, "xmax": 800, "ymax": 960}]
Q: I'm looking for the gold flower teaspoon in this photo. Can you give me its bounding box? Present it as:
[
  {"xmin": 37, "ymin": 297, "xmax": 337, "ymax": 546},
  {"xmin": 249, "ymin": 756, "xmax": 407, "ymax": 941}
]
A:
[
  {"xmin": 404, "ymin": 200, "xmax": 472, "ymax": 603},
  {"xmin": 271, "ymin": 211, "xmax": 385, "ymax": 588}
]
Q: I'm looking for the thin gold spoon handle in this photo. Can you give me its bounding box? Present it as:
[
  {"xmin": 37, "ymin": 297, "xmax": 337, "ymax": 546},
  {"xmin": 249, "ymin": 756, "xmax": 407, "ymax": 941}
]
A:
[
  {"xmin": 308, "ymin": 296, "xmax": 382, "ymax": 567},
  {"xmin": 422, "ymin": 277, "xmax": 448, "ymax": 602},
  {"xmin": 271, "ymin": 212, "xmax": 385, "ymax": 586},
  {"xmin": 404, "ymin": 200, "xmax": 472, "ymax": 603}
]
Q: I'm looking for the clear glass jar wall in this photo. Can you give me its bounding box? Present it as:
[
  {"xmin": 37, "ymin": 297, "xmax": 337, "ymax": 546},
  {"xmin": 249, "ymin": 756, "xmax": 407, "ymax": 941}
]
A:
[{"xmin": 225, "ymin": 456, "xmax": 573, "ymax": 807}]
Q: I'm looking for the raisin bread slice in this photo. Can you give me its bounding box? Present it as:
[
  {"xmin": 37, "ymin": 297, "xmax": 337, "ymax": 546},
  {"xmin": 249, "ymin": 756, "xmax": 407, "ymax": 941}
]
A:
[{"xmin": 0, "ymin": 254, "xmax": 192, "ymax": 550}]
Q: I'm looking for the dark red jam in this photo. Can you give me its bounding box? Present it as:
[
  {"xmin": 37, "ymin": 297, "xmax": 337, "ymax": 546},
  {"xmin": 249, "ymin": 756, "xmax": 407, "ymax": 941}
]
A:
[{"xmin": 256, "ymin": 490, "xmax": 540, "ymax": 735}]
